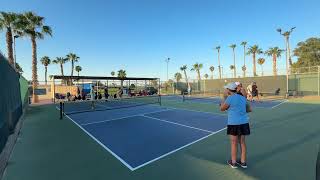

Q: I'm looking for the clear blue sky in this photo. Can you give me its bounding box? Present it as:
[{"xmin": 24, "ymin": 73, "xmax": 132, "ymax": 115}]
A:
[{"xmin": 1, "ymin": 0, "xmax": 319, "ymax": 81}]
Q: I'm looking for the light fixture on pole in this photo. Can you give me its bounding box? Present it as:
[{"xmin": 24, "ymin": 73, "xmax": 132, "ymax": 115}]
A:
[
  {"xmin": 277, "ymin": 27, "xmax": 296, "ymax": 96},
  {"xmin": 165, "ymin": 58, "xmax": 170, "ymax": 81}
]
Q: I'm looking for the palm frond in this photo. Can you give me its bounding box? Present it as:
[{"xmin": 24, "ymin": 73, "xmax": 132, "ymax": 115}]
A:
[
  {"xmin": 42, "ymin": 25, "xmax": 52, "ymax": 36},
  {"xmin": 240, "ymin": 41, "xmax": 247, "ymax": 46},
  {"xmin": 229, "ymin": 44, "xmax": 236, "ymax": 49},
  {"xmin": 36, "ymin": 31, "xmax": 44, "ymax": 39}
]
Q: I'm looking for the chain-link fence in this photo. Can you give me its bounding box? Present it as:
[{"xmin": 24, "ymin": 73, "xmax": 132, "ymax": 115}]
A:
[{"xmin": 165, "ymin": 66, "xmax": 320, "ymax": 97}]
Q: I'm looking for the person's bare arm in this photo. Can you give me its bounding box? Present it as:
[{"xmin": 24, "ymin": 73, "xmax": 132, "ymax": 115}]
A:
[{"xmin": 220, "ymin": 102, "xmax": 230, "ymax": 111}]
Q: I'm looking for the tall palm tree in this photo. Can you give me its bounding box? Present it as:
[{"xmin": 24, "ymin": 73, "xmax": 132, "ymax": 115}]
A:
[
  {"xmin": 66, "ymin": 53, "xmax": 80, "ymax": 77},
  {"xmin": 209, "ymin": 66, "xmax": 214, "ymax": 79},
  {"xmin": 18, "ymin": 12, "xmax": 52, "ymax": 103},
  {"xmin": 0, "ymin": 12, "xmax": 20, "ymax": 65},
  {"xmin": 52, "ymin": 57, "xmax": 67, "ymax": 76},
  {"xmin": 215, "ymin": 46, "xmax": 222, "ymax": 79},
  {"xmin": 117, "ymin": 69, "xmax": 127, "ymax": 89},
  {"xmin": 240, "ymin": 41, "xmax": 247, "ymax": 77},
  {"xmin": 40, "ymin": 56, "xmax": 50, "ymax": 85},
  {"xmin": 265, "ymin": 47, "xmax": 283, "ymax": 76},
  {"xmin": 75, "ymin": 65, "xmax": 82, "ymax": 76},
  {"xmin": 174, "ymin": 72, "xmax": 182, "ymax": 82},
  {"xmin": 174, "ymin": 72, "xmax": 182, "ymax": 93},
  {"xmin": 247, "ymin": 45, "xmax": 263, "ymax": 76},
  {"xmin": 190, "ymin": 63, "xmax": 203, "ymax": 80},
  {"xmin": 230, "ymin": 65, "xmax": 235, "ymax": 77},
  {"xmin": 111, "ymin": 71, "xmax": 115, "ymax": 77},
  {"xmin": 229, "ymin": 44, "xmax": 237, "ymax": 78},
  {"xmin": 257, "ymin": 58, "xmax": 265, "ymax": 76},
  {"xmin": 180, "ymin": 65, "xmax": 188, "ymax": 84}
]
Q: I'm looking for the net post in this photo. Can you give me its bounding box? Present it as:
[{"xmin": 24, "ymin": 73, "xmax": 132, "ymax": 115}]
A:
[
  {"xmin": 159, "ymin": 94, "xmax": 162, "ymax": 106},
  {"xmin": 182, "ymin": 92, "xmax": 185, "ymax": 102},
  {"xmin": 53, "ymin": 77, "xmax": 56, "ymax": 103},
  {"xmin": 60, "ymin": 102, "xmax": 63, "ymax": 119}
]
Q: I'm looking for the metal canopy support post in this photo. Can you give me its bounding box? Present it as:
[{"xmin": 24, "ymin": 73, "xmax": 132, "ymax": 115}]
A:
[
  {"xmin": 158, "ymin": 79, "xmax": 161, "ymax": 95},
  {"xmin": 53, "ymin": 77, "xmax": 56, "ymax": 103},
  {"xmin": 318, "ymin": 66, "xmax": 320, "ymax": 96}
]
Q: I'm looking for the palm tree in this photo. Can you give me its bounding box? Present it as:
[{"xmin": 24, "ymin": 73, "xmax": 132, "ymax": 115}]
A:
[
  {"xmin": 204, "ymin": 74, "xmax": 209, "ymax": 79},
  {"xmin": 18, "ymin": 12, "xmax": 52, "ymax": 103},
  {"xmin": 229, "ymin": 44, "xmax": 237, "ymax": 78},
  {"xmin": 174, "ymin": 72, "xmax": 182, "ymax": 93},
  {"xmin": 265, "ymin": 47, "xmax": 283, "ymax": 76},
  {"xmin": 66, "ymin": 53, "xmax": 80, "ymax": 77},
  {"xmin": 75, "ymin": 65, "xmax": 82, "ymax": 76},
  {"xmin": 277, "ymin": 27, "xmax": 295, "ymax": 66},
  {"xmin": 209, "ymin": 66, "xmax": 214, "ymax": 79},
  {"xmin": 117, "ymin": 69, "xmax": 127, "ymax": 89},
  {"xmin": 242, "ymin": 66, "xmax": 246, "ymax": 76},
  {"xmin": 174, "ymin": 72, "xmax": 182, "ymax": 82},
  {"xmin": 0, "ymin": 12, "xmax": 20, "ymax": 65},
  {"xmin": 257, "ymin": 58, "xmax": 265, "ymax": 76},
  {"xmin": 40, "ymin": 56, "xmax": 50, "ymax": 85},
  {"xmin": 230, "ymin": 65, "xmax": 235, "ymax": 77},
  {"xmin": 247, "ymin": 45, "xmax": 263, "ymax": 76},
  {"xmin": 190, "ymin": 63, "xmax": 203, "ymax": 80},
  {"xmin": 215, "ymin": 46, "xmax": 222, "ymax": 79},
  {"xmin": 240, "ymin": 41, "xmax": 247, "ymax": 77},
  {"xmin": 111, "ymin": 71, "xmax": 115, "ymax": 77},
  {"xmin": 52, "ymin": 57, "xmax": 67, "ymax": 76},
  {"xmin": 180, "ymin": 65, "xmax": 188, "ymax": 84}
]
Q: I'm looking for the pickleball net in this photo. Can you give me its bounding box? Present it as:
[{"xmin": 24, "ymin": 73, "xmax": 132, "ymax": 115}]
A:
[
  {"xmin": 60, "ymin": 95, "xmax": 161, "ymax": 116},
  {"xmin": 182, "ymin": 90, "xmax": 222, "ymax": 102}
]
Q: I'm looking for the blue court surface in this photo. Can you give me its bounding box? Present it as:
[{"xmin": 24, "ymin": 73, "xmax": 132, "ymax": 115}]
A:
[{"xmin": 65, "ymin": 105, "xmax": 227, "ymax": 171}]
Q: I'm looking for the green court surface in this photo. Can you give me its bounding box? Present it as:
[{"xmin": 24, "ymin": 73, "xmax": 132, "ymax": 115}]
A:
[{"xmin": 2, "ymin": 98, "xmax": 320, "ymax": 180}]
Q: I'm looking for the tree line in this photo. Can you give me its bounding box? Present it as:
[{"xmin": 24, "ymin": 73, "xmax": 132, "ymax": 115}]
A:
[
  {"xmin": 1, "ymin": 11, "xmax": 319, "ymax": 101},
  {"xmin": 0, "ymin": 11, "xmax": 52, "ymax": 102},
  {"xmin": 173, "ymin": 37, "xmax": 320, "ymax": 83}
]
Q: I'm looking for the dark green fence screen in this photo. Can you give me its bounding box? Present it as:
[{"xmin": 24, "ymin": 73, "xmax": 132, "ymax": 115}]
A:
[{"xmin": 0, "ymin": 53, "xmax": 23, "ymax": 153}]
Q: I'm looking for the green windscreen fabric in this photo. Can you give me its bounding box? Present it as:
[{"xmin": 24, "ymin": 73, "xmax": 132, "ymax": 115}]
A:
[
  {"xmin": 0, "ymin": 53, "xmax": 23, "ymax": 153},
  {"xmin": 19, "ymin": 76, "xmax": 29, "ymax": 107}
]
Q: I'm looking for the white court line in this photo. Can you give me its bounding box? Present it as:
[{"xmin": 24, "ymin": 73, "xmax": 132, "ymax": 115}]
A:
[
  {"xmin": 142, "ymin": 115, "xmax": 213, "ymax": 133},
  {"xmin": 81, "ymin": 108, "xmax": 171, "ymax": 126},
  {"xmin": 131, "ymin": 126, "xmax": 227, "ymax": 171},
  {"xmin": 271, "ymin": 99, "xmax": 288, "ymax": 109},
  {"xmin": 64, "ymin": 114, "xmax": 135, "ymax": 171}
]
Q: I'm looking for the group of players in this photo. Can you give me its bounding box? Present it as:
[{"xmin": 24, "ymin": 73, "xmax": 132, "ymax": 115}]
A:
[
  {"xmin": 65, "ymin": 85, "xmax": 152, "ymax": 102},
  {"xmin": 234, "ymin": 81, "xmax": 260, "ymax": 102}
]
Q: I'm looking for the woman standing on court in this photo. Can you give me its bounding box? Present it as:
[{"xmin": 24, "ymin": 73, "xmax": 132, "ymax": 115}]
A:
[{"xmin": 220, "ymin": 82, "xmax": 250, "ymax": 168}]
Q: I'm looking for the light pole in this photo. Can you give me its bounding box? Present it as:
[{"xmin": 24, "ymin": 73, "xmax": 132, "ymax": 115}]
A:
[
  {"xmin": 277, "ymin": 27, "xmax": 295, "ymax": 96},
  {"xmin": 165, "ymin": 58, "xmax": 170, "ymax": 81},
  {"xmin": 13, "ymin": 35, "xmax": 20, "ymax": 69}
]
